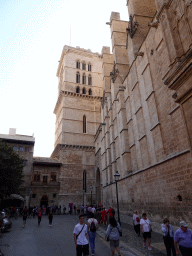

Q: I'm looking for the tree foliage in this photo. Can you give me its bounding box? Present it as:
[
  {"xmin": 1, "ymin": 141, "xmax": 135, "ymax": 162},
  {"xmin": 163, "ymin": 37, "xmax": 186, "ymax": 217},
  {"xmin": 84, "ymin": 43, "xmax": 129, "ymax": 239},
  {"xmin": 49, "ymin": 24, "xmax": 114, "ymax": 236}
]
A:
[{"xmin": 0, "ymin": 140, "xmax": 24, "ymax": 199}]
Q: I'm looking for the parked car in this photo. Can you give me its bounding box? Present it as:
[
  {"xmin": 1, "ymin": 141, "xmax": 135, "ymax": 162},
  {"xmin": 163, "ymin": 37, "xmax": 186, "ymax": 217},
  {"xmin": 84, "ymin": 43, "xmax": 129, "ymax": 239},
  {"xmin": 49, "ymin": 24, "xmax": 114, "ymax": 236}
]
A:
[{"xmin": 0, "ymin": 211, "xmax": 12, "ymax": 232}]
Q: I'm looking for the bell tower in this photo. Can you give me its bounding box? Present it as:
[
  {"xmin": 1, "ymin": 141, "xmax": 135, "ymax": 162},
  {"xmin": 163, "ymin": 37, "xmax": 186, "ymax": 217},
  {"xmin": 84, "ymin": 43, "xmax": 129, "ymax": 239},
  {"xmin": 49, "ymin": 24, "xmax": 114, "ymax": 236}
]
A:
[{"xmin": 52, "ymin": 46, "xmax": 103, "ymax": 206}]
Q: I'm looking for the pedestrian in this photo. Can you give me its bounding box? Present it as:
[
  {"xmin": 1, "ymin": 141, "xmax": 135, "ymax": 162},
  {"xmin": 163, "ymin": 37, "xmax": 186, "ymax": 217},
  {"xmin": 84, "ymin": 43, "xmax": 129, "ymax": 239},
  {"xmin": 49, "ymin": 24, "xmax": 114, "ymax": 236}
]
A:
[
  {"xmin": 63, "ymin": 205, "xmax": 66, "ymax": 214},
  {"xmin": 22, "ymin": 206, "xmax": 28, "ymax": 228},
  {"xmin": 140, "ymin": 213, "xmax": 152, "ymax": 251},
  {"xmin": 174, "ymin": 221, "xmax": 192, "ymax": 256},
  {"xmin": 161, "ymin": 218, "xmax": 176, "ymax": 256},
  {"xmin": 73, "ymin": 214, "xmax": 89, "ymax": 256},
  {"xmin": 74, "ymin": 205, "xmax": 77, "ymax": 215},
  {"xmin": 102, "ymin": 207, "xmax": 108, "ymax": 226},
  {"xmin": 108, "ymin": 206, "xmax": 115, "ymax": 218},
  {"xmin": 37, "ymin": 208, "xmax": 42, "ymax": 226},
  {"xmin": 87, "ymin": 212, "xmax": 98, "ymax": 256},
  {"xmin": 133, "ymin": 210, "xmax": 140, "ymax": 236},
  {"xmin": 48, "ymin": 209, "xmax": 53, "ymax": 226},
  {"xmin": 106, "ymin": 217, "xmax": 122, "ymax": 256}
]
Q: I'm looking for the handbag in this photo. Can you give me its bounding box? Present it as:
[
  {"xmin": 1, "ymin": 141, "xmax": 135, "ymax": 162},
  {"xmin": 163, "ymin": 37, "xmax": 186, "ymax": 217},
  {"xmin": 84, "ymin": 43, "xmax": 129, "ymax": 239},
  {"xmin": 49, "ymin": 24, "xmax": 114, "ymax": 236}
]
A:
[{"xmin": 106, "ymin": 227, "xmax": 113, "ymax": 241}]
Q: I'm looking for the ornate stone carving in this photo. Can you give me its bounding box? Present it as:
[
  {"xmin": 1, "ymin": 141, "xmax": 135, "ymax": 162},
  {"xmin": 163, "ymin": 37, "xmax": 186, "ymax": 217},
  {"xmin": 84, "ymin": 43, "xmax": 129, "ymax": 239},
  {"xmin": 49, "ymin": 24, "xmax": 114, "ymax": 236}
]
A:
[
  {"xmin": 127, "ymin": 15, "xmax": 138, "ymax": 39},
  {"xmin": 110, "ymin": 62, "xmax": 119, "ymax": 83}
]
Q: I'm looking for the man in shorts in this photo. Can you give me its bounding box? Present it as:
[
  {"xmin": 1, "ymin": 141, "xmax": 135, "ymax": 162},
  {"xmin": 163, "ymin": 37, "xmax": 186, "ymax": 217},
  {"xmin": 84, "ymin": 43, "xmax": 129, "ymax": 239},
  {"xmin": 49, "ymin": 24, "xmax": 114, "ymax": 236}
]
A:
[
  {"xmin": 73, "ymin": 214, "xmax": 89, "ymax": 256},
  {"xmin": 140, "ymin": 213, "xmax": 152, "ymax": 250}
]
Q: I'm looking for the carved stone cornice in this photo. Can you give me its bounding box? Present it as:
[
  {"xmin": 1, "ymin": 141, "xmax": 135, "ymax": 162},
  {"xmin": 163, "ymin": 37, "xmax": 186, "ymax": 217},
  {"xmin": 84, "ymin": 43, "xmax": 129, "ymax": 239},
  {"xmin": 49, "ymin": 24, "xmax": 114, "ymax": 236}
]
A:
[
  {"xmin": 164, "ymin": 50, "xmax": 192, "ymax": 103},
  {"xmin": 54, "ymin": 90, "xmax": 103, "ymax": 114},
  {"xmin": 51, "ymin": 143, "xmax": 95, "ymax": 158}
]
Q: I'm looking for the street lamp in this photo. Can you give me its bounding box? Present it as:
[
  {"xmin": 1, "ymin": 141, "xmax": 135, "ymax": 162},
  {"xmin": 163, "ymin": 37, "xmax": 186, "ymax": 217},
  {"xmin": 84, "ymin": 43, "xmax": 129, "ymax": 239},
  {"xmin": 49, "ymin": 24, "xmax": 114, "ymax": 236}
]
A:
[
  {"xmin": 83, "ymin": 189, "xmax": 85, "ymax": 209},
  {"xmin": 90, "ymin": 185, "xmax": 93, "ymax": 205},
  {"xmin": 114, "ymin": 171, "xmax": 120, "ymax": 225},
  {"xmin": 28, "ymin": 188, "xmax": 32, "ymax": 209}
]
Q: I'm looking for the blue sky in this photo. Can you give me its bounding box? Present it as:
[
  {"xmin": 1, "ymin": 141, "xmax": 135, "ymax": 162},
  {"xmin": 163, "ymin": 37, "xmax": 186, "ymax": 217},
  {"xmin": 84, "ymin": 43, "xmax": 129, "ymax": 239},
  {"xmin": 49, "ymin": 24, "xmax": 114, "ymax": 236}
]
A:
[{"xmin": 0, "ymin": 0, "xmax": 128, "ymax": 157}]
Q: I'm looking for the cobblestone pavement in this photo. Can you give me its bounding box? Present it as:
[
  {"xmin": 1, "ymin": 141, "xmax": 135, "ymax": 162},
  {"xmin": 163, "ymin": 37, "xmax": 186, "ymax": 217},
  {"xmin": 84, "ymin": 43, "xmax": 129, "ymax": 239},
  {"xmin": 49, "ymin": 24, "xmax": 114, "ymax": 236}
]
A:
[{"xmin": 96, "ymin": 213, "xmax": 171, "ymax": 256}]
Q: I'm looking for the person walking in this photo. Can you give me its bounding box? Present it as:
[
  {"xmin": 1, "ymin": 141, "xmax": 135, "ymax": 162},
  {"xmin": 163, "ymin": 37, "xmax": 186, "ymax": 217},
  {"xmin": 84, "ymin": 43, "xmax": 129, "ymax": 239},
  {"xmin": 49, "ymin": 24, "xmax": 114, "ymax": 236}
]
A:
[
  {"xmin": 174, "ymin": 221, "xmax": 192, "ymax": 256},
  {"xmin": 133, "ymin": 210, "xmax": 140, "ymax": 236},
  {"xmin": 22, "ymin": 206, "xmax": 28, "ymax": 228},
  {"xmin": 73, "ymin": 214, "xmax": 89, "ymax": 256},
  {"xmin": 87, "ymin": 212, "xmax": 98, "ymax": 256},
  {"xmin": 101, "ymin": 207, "xmax": 108, "ymax": 226},
  {"xmin": 37, "ymin": 208, "xmax": 42, "ymax": 226},
  {"xmin": 106, "ymin": 217, "xmax": 122, "ymax": 256},
  {"xmin": 161, "ymin": 218, "xmax": 176, "ymax": 256},
  {"xmin": 140, "ymin": 213, "xmax": 152, "ymax": 251},
  {"xmin": 48, "ymin": 209, "xmax": 53, "ymax": 226}
]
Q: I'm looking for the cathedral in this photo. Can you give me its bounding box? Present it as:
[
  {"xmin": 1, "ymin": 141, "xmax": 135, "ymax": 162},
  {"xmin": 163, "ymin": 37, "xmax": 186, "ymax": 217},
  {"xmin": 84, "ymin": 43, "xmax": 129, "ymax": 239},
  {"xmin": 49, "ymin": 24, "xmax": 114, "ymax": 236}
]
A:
[{"xmin": 1, "ymin": 0, "xmax": 192, "ymax": 227}]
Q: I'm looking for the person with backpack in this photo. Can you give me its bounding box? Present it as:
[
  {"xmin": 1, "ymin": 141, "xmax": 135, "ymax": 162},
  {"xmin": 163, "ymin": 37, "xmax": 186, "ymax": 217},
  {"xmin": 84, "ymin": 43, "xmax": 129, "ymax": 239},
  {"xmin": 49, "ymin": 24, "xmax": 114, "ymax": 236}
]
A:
[
  {"xmin": 73, "ymin": 214, "xmax": 89, "ymax": 256},
  {"xmin": 133, "ymin": 210, "xmax": 140, "ymax": 236},
  {"xmin": 87, "ymin": 212, "xmax": 98, "ymax": 256},
  {"xmin": 106, "ymin": 217, "xmax": 122, "ymax": 256}
]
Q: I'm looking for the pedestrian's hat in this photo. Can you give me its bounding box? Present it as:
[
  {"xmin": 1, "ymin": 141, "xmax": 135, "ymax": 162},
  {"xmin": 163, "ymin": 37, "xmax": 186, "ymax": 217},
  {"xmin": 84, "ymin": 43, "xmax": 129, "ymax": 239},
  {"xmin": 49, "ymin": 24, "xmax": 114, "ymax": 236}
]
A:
[{"xmin": 180, "ymin": 221, "xmax": 188, "ymax": 227}]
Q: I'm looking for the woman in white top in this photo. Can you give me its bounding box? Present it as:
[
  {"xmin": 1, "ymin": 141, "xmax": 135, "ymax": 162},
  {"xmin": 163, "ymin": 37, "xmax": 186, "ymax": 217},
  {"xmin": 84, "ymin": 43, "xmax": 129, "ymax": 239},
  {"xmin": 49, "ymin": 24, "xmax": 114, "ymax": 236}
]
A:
[
  {"xmin": 133, "ymin": 210, "xmax": 140, "ymax": 236},
  {"xmin": 140, "ymin": 213, "xmax": 152, "ymax": 251}
]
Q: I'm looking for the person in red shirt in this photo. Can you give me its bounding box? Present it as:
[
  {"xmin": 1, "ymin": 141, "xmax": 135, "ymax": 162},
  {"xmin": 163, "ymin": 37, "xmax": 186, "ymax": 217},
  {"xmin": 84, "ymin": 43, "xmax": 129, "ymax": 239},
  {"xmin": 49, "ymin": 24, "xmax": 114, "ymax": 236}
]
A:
[
  {"xmin": 101, "ymin": 208, "xmax": 108, "ymax": 226},
  {"xmin": 37, "ymin": 208, "xmax": 42, "ymax": 226},
  {"xmin": 108, "ymin": 206, "xmax": 115, "ymax": 218}
]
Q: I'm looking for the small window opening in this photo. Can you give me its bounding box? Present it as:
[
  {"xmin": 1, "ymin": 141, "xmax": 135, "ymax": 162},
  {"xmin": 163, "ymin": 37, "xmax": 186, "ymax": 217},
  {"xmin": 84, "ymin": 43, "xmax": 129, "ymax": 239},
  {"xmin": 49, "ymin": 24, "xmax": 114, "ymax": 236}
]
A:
[{"xmin": 82, "ymin": 87, "xmax": 86, "ymax": 94}]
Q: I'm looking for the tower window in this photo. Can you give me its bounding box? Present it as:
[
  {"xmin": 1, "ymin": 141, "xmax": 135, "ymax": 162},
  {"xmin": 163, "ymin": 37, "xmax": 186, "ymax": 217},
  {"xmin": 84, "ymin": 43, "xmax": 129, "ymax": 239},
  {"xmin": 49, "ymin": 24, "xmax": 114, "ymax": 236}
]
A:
[
  {"xmin": 88, "ymin": 75, "xmax": 92, "ymax": 86},
  {"xmin": 82, "ymin": 73, "xmax": 86, "ymax": 85},
  {"xmin": 88, "ymin": 64, "xmax": 91, "ymax": 71},
  {"xmin": 88, "ymin": 89, "xmax": 92, "ymax": 95},
  {"xmin": 34, "ymin": 172, "xmax": 40, "ymax": 181},
  {"xmin": 82, "ymin": 62, "xmax": 86, "ymax": 70},
  {"xmin": 76, "ymin": 86, "xmax": 80, "ymax": 93},
  {"xmin": 76, "ymin": 61, "xmax": 80, "ymax": 69},
  {"xmin": 13, "ymin": 146, "xmax": 17, "ymax": 151},
  {"xmin": 82, "ymin": 87, "xmax": 86, "ymax": 94},
  {"xmin": 50, "ymin": 172, "xmax": 56, "ymax": 181},
  {"xmin": 76, "ymin": 72, "xmax": 80, "ymax": 83},
  {"xmin": 19, "ymin": 146, "xmax": 23, "ymax": 152},
  {"xmin": 83, "ymin": 115, "xmax": 86, "ymax": 133}
]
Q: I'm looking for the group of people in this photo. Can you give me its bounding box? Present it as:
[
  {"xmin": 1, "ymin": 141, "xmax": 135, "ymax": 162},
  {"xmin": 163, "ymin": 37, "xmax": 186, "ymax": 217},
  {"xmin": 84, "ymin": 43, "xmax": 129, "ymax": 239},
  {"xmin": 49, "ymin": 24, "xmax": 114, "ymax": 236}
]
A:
[
  {"xmin": 22, "ymin": 206, "xmax": 54, "ymax": 227},
  {"xmin": 133, "ymin": 211, "xmax": 192, "ymax": 256},
  {"xmin": 73, "ymin": 212, "xmax": 122, "ymax": 256}
]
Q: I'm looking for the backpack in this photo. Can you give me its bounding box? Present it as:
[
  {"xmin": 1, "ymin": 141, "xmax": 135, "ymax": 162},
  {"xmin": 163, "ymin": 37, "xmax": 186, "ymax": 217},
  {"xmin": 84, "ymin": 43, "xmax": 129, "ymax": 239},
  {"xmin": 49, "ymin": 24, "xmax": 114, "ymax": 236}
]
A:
[
  {"xmin": 136, "ymin": 216, "xmax": 140, "ymax": 222},
  {"xmin": 90, "ymin": 221, "xmax": 96, "ymax": 232}
]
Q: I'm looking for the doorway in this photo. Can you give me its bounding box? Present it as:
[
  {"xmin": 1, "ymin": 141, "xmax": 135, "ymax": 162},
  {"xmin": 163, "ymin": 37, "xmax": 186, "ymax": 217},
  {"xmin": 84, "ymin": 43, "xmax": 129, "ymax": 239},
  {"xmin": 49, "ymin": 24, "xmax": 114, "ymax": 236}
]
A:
[{"xmin": 40, "ymin": 195, "xmax": 48, "ymax": 207}]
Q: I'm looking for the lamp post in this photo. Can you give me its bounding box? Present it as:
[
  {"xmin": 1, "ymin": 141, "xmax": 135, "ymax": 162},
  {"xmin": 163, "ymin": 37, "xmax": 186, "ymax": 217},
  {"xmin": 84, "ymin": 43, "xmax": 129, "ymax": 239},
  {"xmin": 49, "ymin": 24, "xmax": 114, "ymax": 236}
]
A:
[
  {"xmin": 83, "ymin": 189, "xmax": 85, "ymax": 209},
  {"xmin": 114, "ymin": 171, "xmax": 120, "ymax": 225},
  {"xmin": 90, "ymin": 185, "xmax": 93, "ymax": 205},
  {"xmin": 28, "ymin": 188, "xmax": 32, "ymax": 209}
]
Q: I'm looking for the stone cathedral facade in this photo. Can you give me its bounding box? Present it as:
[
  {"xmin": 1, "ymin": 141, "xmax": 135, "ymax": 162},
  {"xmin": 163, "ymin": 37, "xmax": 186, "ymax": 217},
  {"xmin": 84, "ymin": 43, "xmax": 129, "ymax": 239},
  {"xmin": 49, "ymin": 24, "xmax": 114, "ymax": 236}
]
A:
[{"xmin": 95, "ymin": 0, "xmax": 192, "ymax": 226}]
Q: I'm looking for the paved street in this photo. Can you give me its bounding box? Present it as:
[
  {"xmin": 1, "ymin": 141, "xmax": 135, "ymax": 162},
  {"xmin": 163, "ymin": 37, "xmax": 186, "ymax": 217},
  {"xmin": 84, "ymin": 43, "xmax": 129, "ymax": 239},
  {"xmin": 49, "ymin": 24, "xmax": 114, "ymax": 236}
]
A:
[
  {"xmin": 0, "ymin": 214, "xmax": 168, "ymax": 256},
  {"xmin": 0, "ymin": 215, "xmax": 112, "ymax": 256}
]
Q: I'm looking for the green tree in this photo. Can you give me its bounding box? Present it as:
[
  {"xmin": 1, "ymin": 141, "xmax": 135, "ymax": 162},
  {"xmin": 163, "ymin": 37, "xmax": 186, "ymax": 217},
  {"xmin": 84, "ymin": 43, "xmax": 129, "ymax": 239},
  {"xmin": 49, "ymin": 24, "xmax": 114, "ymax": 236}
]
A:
[{"xmin": 0, "ymin": 140, "xmax": 24, "ymax": 199}]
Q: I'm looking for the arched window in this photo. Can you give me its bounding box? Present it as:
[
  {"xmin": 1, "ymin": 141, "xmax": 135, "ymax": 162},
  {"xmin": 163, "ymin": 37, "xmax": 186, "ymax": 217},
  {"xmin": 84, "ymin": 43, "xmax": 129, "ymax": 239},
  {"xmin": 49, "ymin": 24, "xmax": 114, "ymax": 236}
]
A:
[
  {"xmin": 82, "ymin": 73, "xmax": 86, "ymax": 85},
  {"xmin": 76, "ymin": 86, "xmax": 80, "ymax": 93},
  {"xmin": 88, "ymin": 89, "xmax": 92, "ymax": 95},
  {"xmin": 76, "ymin": 60, "xmax": 80, "ymax": 69},
  {"xmin": 88, "ymin": 64, "xmax": 92, "ymax": 72},
  {"xmin": 88, "ymin": 75, "xmax": 92, "ymax": 86},
  {"xmin": 76, "ymin": 72, "xmax": 80, "ymax": 83},
  {"xmin": 83, "ymin": 115, "xmax": 86, "ymax": 133},
  {"xmin": 82, "ymin": 62, "xmax": 86, "ymax": 70},
  {"xmin": 83, "ymin": 170, "xmax": 87, "ymax": 192},
  {"xmin": 82, "ymin": 87, "xmax": 86, "ymax": 94}
]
